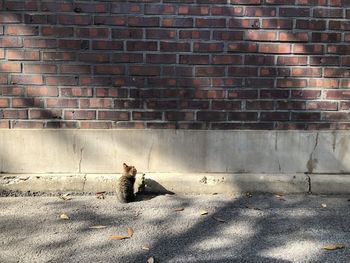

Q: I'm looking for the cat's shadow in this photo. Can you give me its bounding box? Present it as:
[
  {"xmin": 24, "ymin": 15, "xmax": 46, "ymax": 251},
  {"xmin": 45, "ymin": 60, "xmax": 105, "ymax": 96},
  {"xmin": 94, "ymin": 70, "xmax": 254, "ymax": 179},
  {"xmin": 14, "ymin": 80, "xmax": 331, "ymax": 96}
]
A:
[{"xmin": 135, "ymin": 178, "xmax": 175, "ymax": 202}]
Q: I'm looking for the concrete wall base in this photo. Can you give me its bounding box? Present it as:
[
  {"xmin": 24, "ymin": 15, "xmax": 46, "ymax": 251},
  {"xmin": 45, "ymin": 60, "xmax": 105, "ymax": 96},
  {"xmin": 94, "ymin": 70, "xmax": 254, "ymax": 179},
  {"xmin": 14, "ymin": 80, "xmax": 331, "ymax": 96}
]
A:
[{"xmin": 3, "ymin": 172, "xmax": 344, "ymax": 195}]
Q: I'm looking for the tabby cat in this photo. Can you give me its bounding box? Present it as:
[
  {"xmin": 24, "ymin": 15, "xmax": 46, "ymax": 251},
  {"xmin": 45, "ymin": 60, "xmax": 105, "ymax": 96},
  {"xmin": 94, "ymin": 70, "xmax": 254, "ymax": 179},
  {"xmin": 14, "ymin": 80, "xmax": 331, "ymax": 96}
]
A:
[{"xmin": 116, "ymin": 163, "xmax": 137, "ymax": 203}]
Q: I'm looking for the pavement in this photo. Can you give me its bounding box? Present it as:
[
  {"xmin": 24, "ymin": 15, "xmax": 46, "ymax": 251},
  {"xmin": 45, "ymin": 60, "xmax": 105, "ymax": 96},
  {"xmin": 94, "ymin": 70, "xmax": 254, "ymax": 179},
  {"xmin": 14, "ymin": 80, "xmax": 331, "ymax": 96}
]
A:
[{"xmin": 0, "ymin": 193, "xmax": 349, "ymax": 263}]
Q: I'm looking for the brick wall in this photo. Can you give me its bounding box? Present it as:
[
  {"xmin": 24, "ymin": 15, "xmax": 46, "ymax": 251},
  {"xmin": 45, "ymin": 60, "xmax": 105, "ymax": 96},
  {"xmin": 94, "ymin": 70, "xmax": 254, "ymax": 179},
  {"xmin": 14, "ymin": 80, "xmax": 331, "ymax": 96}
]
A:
[{"xmin": 0, "ymin": 0, "xmax": 349, "ymax": 130}]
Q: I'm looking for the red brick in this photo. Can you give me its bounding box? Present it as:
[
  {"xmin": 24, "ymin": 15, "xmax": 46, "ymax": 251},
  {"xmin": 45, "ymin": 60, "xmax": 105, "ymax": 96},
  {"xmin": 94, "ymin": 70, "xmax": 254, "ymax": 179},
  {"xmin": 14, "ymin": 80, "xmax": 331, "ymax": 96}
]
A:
[
  {"xmin": 12, "ymin": 98, "xmax": 44, "ymax": 108},
  {"xmin": 325, "ymin": 90, "xmax": 350, "ymax": 99},
  {"xmin": 27, "ymin": 87, "xmax": 58, "ymax": 97},
  {"xmin": 309, "ymin": 79, "xmax": 338, "ymax": 88},
  {"xmin": 76, "ymin": 28, "xmax": 109, "ymax": 38},
  {"xmin": 146, "ymin": 29, "xmax": 176, "ymax": 40},
  {"xmin": 212, "ymin": 31, "xmax": 243, "ymax": 41},
  {"xmin": 94, "ymin": 16, "xmax": 125, "ymax": 26},
  {"xmin": 30, "ymin": 109, "xmax": 62, "ymax": 119},
  {"xmin": 180, "ymin": 55, "xmax": 209, "ymax": 65},
  {"xmin": 61, "ymin": 65, "xmax": 91, "ymax": 74},
  {"xmin": 0, "ymin": 121, "xmax": 10, "ymax": 128},
  {"xmin": 324, "ymin": 68, "xmax": 350, "ymax": 78},
  {"xmin": 129, "ymin": 65, "xmax": 160, "ymax": 76},
  {"xmin": 111, "ymin": 53, "xmax": 143, "ymax": 63},
  {"xmin": 260, "ymin": 112, "xmax": 289, "ymax": 121},
  {"xmin": 41, "ymin": 2, "xmax": 73, "ymax": 12},
  {"xmin": 276, "ymin": 101, "xmax": 306, "ymax": 110},
  {"xmin": 313, "ymin": 8, "xmax": 343, "ymax": 18},
  {"xmin": 61, "ymin": 88, "xmax": 93, "ymax": 97},
  {"xmin": 197, "ymin": 111, "xmax": 226, "ymax": 121},
  {"xmin": 261, "ymin": 19, "xmax": 292, "ymax": 29},
  {"xmin": 80, "ymin": 99, "xmax": 112, "ymax": 109},
  {"xmin": 145, "ymin": 4, "xmax": 176, "ymax": 14},
  {"xmin": 296, "ymin": 0, "xmax": 327, "ymax": 5},
  {"xmin": 277, "ymin": 79, "xmax": 308, "ymax": 88},
  {"xmin": 229, "ymin": 19, "xmax": 260, "ymax": 29},
  {"xmin": 260, "ymin": 90, "xmax": 289, "ymax": 99},
  {"xmin": 341, "ymin": 80, "xmax": 350, "ymax": 88},
  {"xmin": 292, "ymin": 112, "xmax": 321, "ymax": 121},
  {"xmin": 3, "ymin": 110, "xmax": 28, "ymax": 119},
  {"xmin": 12, "ymin": 121, "xmax": 44, "ymax": 129},
  {"xmin": 58, "ymin": 15, "xmax": 91, "ymax": 25},
  {"xmin": 24, "ymin": 39, "xmax": 57, "ymax": 48},
  {"xmin": 327, "ymin": 45, "xmax": 350, "ymax": 54},
  {"xmin": 43, "ymin": 52, "xmax": 75, "ymax": 61},
  {"xmin": 0, "ymin": 14, "xmax": 22, "ymax": 23},
  {"xmin": 245, "ymin": 55, "xmax": 274, "ymax": 65},
  {"xmin": 307, "ymin": 101, "xmax": 337, "ymax": 111},
  {"xmin": 329, "ymin": 21, "xmax": 350, "ymax": 30},
  {"xmin": 196, "ymin": 18, "xmax": 225, "ymax": 28},
  {"xmin": 296, "ymin": 19, "xmax": 326, "ymax": 30},
  {"xmin": 230, "ymin": 0, "xmax": 262, "ymax": 4},
  {"xmin": 228, "ymin": 67, "xmax": 258, "ymax": 77},
  {"xmin": 322, "ymin": 113, "xmax": 350, "ymax": 121},
  {"xmin": 5, "ymin": 25, "xmax": 38, "ymax": 36},
  {"xmin": 59, "ymin": 40, "xmax": 89, "ymax": 49},
  {"xmin": 11, "ymin": 75, "xmax": 43, "ymax": 85},
  {"xmin": 79, "ymin": 53, "xmax": 109, "ymax": 63},
  {"xmin": 0, "ymin": 98, "xmax": 9, "ymax": 107},
  {"xmin": 311, "ymin": 56, "xmax": 339, "ymax": 66},
  {"xmin": 212, "ymin": 101, "xmax": 241, "ymax": 110},
  {"xmin": 195, "ymin": 67, "xmax": 225, "ymax": 77},
  {"xmin": 212, "ymin": 55, "xmax": 242, "ymax": 65},
  {"xmin": 128, "ymin": 17, "xmax": 159, "ymax": 27},
  {"xmin": 280, "ymin": 8, "xmax": 310, "ymax": 17},
  {"xmin": 47, "ymin": 99, "xmax": 78, "ymax": 108},
  {"xmin": 64, "ymin": 110, "xmax": 96, "ymax": 120},
  {"xmin": 279, "ymin": 32, "xmax": 309, "ymax": 42},
  {"xmin": 294, "ymin": 44, "xmax": 323, "ymax": 54},
  {"xmin": 160, "ymin": 42, "xmax": 190, "ymax": 52},
  {"xmin": 245, "ymin": 7, "xmax": 276, "ymax": 17},
  {"xmin": 112, "ymin": 28, "xmax": 142, "ymax": 39},
  {"xmin": 228, "ymin": 90, "xmax": 258, "ymax": 99},
  {"xmin": 165, "ymin": 112, "xmax": 194, "ymax": 121},
  {"xmin": 179, "ymin": 5, "xmax": 209, "ymax": 15},
  {"xmin": 246, "ymin": 31, "xmax": 277, "ymax": 41},
  {"xmin": 74, "ymin": 2, "xmax": 109, "ymax": 13},
  {"xmin": 146, "ymin": 54, "xmax": 176, "ymax": 64},
  {"xmin": 0, "ymin": 62, "xmax": 21, "ymax": 73},
  {"xmin": 93, "ymin": 40, "xmax": 123, "ymax": 50},
  {"xmin": 292, "ymin": 68, "xmax": 322, "ymax": 77},
  {"xmin": 277, "ymin": 56, "xmax": 307, "ymax": 65},
  {"xmin": 260, "ymin": 67, "xmax": 290, "ymax": 77},
  {"xmin": 194, "ymin": 42, "xmax": 223, "ymax": 52},
  {"xmin": 0, "ymin": 37, "xmax": 22, "ymax": 47},
  {"xmin": 1, "ymin": 86, "xmax": 25, "ymax": 96},
  {"xmin": 312, "ymin": 33, "xmax": 341, "ymax": 42},
  {"xmin": 98, "ymin": 111, "xmax": 129, "ymax": 121},
  {"xmin": 292, "ymin": 90, "xmax": 321, "ymax": 99},
  {"xmin": 23, "ymin": 64, "xmax": 57, "ymax": 74},
  {"xmin": 246, "ymin": 101, "xmax": 273, "ymax": 110},
  {"xmin": 5, "ymin": 1, "xmax": 37, "ymax": 11},
  {"xmin": 111, "ymin": 3, "xmax": 141, "ymax": 14},
  {"xmin": 179, "ymin": 30, "xmax": 210, "ymax": 40},
  {"xmin": 46, "ymin": 76, "xmax": 78, "ymax": 86},
  {"xmin": 228, "ymin": 43, "xmax": 258, "ymax": 52},
  {"xmin": 94, "ymin": 65, "xmax": 124, "ymax": 75},
  {"xmin": 80, "ymin": 122, "xmax": 113, "ymax": 129},
  {"xmin": 212, "ymin": 6, "xmax": 243, "ymax": 16},
  {"xmin": 127, "ymin": 41, "xmax": 157, "ymax": 51},
  {"xmin": 7, "ymin": 50, "xmax": 40, "ymax": 61}
]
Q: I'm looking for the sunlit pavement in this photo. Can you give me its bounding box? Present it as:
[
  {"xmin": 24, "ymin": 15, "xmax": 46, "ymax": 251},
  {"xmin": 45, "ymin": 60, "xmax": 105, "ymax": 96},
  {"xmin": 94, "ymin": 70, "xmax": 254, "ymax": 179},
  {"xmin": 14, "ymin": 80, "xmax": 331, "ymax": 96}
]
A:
[{"xmin": 1, "ymin": 193, "xmax": 349, "ymax": 263}]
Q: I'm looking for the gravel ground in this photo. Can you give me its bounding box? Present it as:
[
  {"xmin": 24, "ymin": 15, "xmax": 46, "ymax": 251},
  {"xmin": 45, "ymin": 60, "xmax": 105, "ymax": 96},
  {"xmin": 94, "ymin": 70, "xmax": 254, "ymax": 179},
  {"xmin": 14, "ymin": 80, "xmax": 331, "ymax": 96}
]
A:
[{"xmin": 0, "ymin": 193, "xmax": 349, "ymax": 263}]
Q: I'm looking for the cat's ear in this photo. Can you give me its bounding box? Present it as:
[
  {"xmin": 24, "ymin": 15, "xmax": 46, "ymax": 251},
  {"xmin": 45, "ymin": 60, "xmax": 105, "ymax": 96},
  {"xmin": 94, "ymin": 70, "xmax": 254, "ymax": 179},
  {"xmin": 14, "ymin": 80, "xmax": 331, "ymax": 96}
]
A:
[{"xmin": 123, "ymin": 163, "xmax": 128, "ymax": 169}]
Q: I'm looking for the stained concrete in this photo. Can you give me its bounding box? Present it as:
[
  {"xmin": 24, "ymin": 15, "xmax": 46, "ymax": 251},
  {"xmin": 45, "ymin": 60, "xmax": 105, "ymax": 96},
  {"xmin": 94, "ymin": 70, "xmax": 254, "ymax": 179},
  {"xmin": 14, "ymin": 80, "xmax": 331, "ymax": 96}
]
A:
[{"xmin": 0, "ymin": 130, "xmax": 349, "ymax": 194}]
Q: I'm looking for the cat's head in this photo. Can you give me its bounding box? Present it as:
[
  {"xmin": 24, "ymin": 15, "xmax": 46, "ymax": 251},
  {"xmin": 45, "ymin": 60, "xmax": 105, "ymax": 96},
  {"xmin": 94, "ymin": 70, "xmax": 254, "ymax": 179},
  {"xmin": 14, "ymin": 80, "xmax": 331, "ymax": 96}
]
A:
[{"xmin": 123, "ymin": 163, "xmax": 137, "ymax": 177}]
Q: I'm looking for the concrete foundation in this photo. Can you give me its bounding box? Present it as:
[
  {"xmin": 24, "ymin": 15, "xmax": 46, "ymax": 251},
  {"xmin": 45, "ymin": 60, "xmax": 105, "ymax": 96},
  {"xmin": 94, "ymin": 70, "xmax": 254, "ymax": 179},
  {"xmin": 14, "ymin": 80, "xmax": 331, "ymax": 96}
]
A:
[{"xmin": 0, "ymin": 130, "xmax": 349, "ymax": 194}]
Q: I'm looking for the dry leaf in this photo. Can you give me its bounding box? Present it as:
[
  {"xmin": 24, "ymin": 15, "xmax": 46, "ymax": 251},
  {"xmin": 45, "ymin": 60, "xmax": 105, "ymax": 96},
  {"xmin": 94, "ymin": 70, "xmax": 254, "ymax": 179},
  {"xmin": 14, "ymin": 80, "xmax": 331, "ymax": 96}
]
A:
[
  {"xmin": 96, "ymin": 191, "xmax": 106, "ymax": 195},
  {"xmin": 96, "ymin": 193, "xmax": 105, "ymax": 199},
  {"xmin": 245, "ymin": 205, "xmax": 262, "ymax": 211},
  {"xmin": 59, "ymin": 193, "xmax": 72, "ymax": 201},
  {"xmin": 200, "ymin": 210, "xmax": 208, "ymax": 215},
  {"xmin": 245, "ymin": 192, "xmax": 253, "ymax": 198},
  {"xmin": 89, "ymin": 225, "xmax": 107, "ymax": 229},
  {"xmin": 212, "ymin": 193, "xmax": 218, "ymax": 195},
  {"xmin": 110, "ymin": 235, "xmax": 129, "ymax": 240},
  {"xmin": 127, "ymin": 227, "xmax": 134, "ymax": 237},
  {"xmin": 212, "ymin": 216, "xmax": 226, "ymax": 223},
  {"xmin": 274, "ymin": 195, "xmax": 286, "ymax": 201},
  {"xmin": 60, "ymin": 213, "xmax": 70, "ymax": 220},
  {"xmin": 147, "ymin": 257, "xmax": 155, "ymax": 263},
  {"xmin": 174, "ymin": 208, "xmax": 184, "ymax": 212},
  {"xmin": 321, "ymin": 203, "xmax": 327, "ymax": 208},
  {"xmin": 322, "ymin": 244, "xmax": 345, "ymax": 250},
  {"xmin": 142, "ymin": 246, "xmax": 150, "ymax": 251}
]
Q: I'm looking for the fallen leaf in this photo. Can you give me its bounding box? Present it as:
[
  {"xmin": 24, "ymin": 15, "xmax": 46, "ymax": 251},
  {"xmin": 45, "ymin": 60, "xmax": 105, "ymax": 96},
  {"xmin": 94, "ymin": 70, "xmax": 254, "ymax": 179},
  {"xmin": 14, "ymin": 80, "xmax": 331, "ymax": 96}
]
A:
[
  {"xmin": 89, "ymin": 225, "xmax": 107, "ymax": 229},
  {"xmin": 174, "ymin": 207, "xmax": 184, "ymax": 212},
  {"xmin": 60, "ymin": 213, "xmax": 70, "ymax": 220},
  {"xmin": 275, "ymin": 192, "xmax": 285, "ymax": 196},
  {"xmin": 96, "ymin": 191, "xmax": 106, "ymax": 195},
  {"xmin": 147, "ymin": 257, "xmax": 155, "ymax": 263},
  {"xmin": 110, "ymin": 235, "xmax": 129, "ymax": 240},
  {"xmin": 322, "ymin": 244, "xmax": 345, "ymax": 250},
  {"xmin": 245, "ymin": 192, "xmax": 252, "ymax": 198},
  {"xmin": 245, "ymin": 205, "xmax": 262, "ymax": 211},
  {"xmin": 212, "ymin": 216, "xmax": 226, "ymax": 223},
  {"xmin": 321, "ymin": 203, "xmax": 327, "ymax": 208},
  {"xmin": 274, "ymin": 195, "xmax": 286, "ymax": 201},
  {"xmin": 142, "ymin": 246, "xmax": 150, "ymax": 251},
  {"xmin": 212, "ymin": 193, "xmax": 218, "ymax": 195},
  {"xmin": 200, "ymin": 210, "xmax": 208, "ymax": 215},
  {"xmin": 59, "ymin": 193, "xmax": 72, "ymax": 201},
  {"xmin": 127, "ymin": 227, "xmax": 134, "ymax": 237},
  {"xmin": 96, "ymin": 193, "xmax": 105, "ymax": 199}
]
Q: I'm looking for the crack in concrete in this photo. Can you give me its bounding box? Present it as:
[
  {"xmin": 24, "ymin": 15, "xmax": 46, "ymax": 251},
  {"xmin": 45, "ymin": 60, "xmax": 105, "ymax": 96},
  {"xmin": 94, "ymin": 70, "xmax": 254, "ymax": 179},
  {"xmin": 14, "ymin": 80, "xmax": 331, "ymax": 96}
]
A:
[
  {"xmin": 82, "ymin": 174, "xmax": 87, "ymax": 192},
  {"xmin": 306, "ymin": 174, "xmax": 312, "ymax": 194},
  {"xmin": 147, "ymin": 140, "xmax": 154, "ymax": 171},
  {"xmin": 78, "ymin": 147, "xmax": 84, "ymax": 173},
  {"xmin": 306, "ymin": 133, "xmax": 319, "ymax": 174}
]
